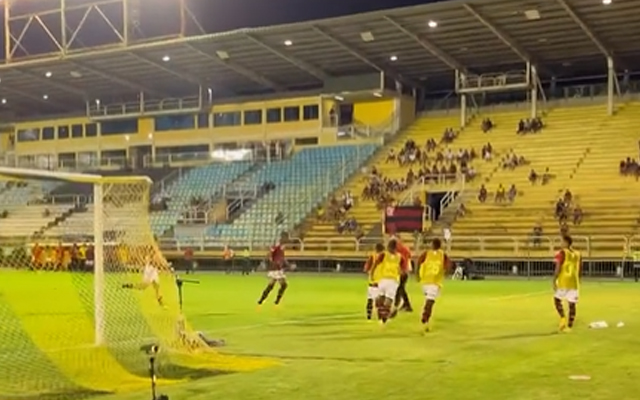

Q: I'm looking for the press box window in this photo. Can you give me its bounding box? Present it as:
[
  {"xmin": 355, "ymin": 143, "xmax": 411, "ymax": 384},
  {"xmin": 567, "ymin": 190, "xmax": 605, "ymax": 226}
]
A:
[
  {"xmin": 57, "ymin": 126, "xmax": 69, "ymax": 139},
  {"xmin": 243, "ymin": 110, "xmax": 262, "ymax": 125},
  {"xmin": 42, "ymin": 127, "xmax": 55, "ymax": 140},
  {"xmin": 71, "ymin": 124, "xmax": 83, "ymax": 138},
  {"xmin": 266, "ymin": 108, "xmax": 281, "ymax": 123},
  {"xmin": 17, "ymin": 129, "xmax": 39, "ymax": 142},
  {"xmin": 85, "ymin": 123, "xmax": 98, "ymax": 137},
  {"xmin": 197, "ymin": 113, "xmax": 210, "ymax": 129},
  {"xmin": 283, "ymin": 106, "xmax": 300, "ymax": 122},
  {"xmin": 303, "ymin": 104, "xmax": 319, "ymax": 120},
  {"xmin": 213, "ymin": 112, "xmax": 241, "ymax": 127}
]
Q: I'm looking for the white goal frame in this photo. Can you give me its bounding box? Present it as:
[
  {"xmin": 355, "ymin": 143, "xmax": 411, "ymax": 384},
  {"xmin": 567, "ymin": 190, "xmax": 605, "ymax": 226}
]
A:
[{"xmin": 0, "ymin": 166, "xmax": 153, "ymax": 346}]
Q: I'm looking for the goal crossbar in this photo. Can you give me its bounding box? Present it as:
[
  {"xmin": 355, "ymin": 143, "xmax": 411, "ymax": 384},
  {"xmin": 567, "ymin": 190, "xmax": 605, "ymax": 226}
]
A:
[{"xmin": 0, "ymin": 166, "xmax": 152, "ymax": 184}]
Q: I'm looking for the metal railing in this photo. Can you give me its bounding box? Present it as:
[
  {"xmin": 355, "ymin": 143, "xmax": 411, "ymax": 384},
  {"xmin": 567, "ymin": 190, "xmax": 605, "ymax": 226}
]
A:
[{"xmin": 157, "ymin": 234, "xmax": 638, "ymax": 258}]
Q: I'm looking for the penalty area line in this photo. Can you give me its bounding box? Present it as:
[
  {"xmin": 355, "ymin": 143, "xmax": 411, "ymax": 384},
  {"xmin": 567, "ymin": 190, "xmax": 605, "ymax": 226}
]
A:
[{"xmin": 487, "ymin": 290, "xmax": 550, "ymax": 302}]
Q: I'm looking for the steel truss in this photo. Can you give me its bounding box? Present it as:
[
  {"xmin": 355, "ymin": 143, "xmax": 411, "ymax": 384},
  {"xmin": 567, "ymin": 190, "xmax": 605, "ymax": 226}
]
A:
[{"xmin": 3, "ymin": 0, "xmax": 205, "ymax": 63}]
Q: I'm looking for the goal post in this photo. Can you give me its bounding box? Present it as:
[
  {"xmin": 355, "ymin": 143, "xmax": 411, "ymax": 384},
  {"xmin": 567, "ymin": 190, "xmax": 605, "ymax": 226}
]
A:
[{"xmin": 0, "ymin": 166, "xmax": 272, "ymax": 399}]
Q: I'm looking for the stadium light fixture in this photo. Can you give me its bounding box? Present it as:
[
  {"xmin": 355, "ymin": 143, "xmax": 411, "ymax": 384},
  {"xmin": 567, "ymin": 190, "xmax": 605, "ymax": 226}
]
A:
[
  {"xmin": 1, "ymin": 99, "xmax": 6, "ymax": 104},
  {"xmin": 602, "ymin": 0, "xmax": 611, "ymax": 4},
  {"xmin": 389, "ymin": 55, "xmax": 398, "ymax": 61},
  {"xmin": 373, "ymin": 92, "xmax": 383, "ymax": 97},
  {"xmin": 45, "ymin": 71, "xmax": 52, "ymax": 78},
  {"xmin": 162, "ymin": 55, "xmax": 170, "ymax": 62},
  {"xmin": 284, "ymin": 40, "xmax": 293, "ymax": 46},
  {"xmin": 428, "ymin": 20, "xmax": 438, "ymax": 28},
  {"xmin": 42, "ymin": 94, "xmax": 49, "ymax": 100},
  {"xmin": 334, "ymin": 95, "xmax": 344, "ymax": 101}
]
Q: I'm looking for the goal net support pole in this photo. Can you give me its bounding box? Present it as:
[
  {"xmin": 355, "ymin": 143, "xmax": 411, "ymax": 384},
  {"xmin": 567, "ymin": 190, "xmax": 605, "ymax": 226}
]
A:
[{"xmin": 94, "ymin": 182, "xmax": 105, "ymax": 346}]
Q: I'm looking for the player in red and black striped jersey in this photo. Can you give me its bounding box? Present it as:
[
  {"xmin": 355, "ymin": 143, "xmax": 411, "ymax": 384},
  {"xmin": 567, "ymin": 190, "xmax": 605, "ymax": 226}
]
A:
[
  {"xmin": 257, "ymin": 242, "xmax": 290, "ymax": 306},
  {"xmin": 390, "ymin": 236, "xmax": 413, "ymax": 318}
]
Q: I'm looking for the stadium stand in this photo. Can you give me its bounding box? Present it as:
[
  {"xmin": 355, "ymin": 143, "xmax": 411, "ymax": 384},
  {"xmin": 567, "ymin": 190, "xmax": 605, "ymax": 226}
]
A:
[
  {"xmin": 215, "ymin": 144, "xmax": 377, "ymax": 246},
  {"xmin": 437, "ymin": 103, "xmax": 640, "ymax": 258},
  {"xmin": 300, "ymin": 114, "xmax": 470, "ymax": 251},
  {"xmin": 147, "ymin": 162, "xmax": 253, "ymax": 236}
]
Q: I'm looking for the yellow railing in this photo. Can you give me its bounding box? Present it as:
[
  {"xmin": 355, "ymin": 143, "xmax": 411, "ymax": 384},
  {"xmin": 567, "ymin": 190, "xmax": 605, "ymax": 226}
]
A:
[{"xmin": 159, "ymin": 234, "xmax": 638, "ymax": 257}]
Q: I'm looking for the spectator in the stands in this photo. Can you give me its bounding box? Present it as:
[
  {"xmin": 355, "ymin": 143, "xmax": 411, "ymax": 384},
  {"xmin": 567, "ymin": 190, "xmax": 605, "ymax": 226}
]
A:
[
  {"xmin": 529, "ymin": 168, "xmax": 538, "ymax": 184},
  {"xmin": 563, "ymin": 189, "xmax": 573, "ymax": 205},
  {"xmin": 555, "ymin": 198, "xmax": 566, "ymax": 220},
  {"xmin": 495, "ymin": 184, "xmax": 506, "ymax": 203},
  {"xmin": 573, "ymin": 205, "xmax": 583, "ymax": 225},
  {"xmin": 507, "ymin": 184, "xmax": 517, "ymax": 203},
  {"xmin": 43, "ymin": 208, "xmax": 51, "ymax": 218},
  {"xmin": 481, "ymin": 118, "xmax": 494, "ymax": 133},
  {"xmin": 517, "ymin": 117, "xmax": 544, "ymax": 135},
  {"xmin": 442, "ymin": 128, "xmax": 458, "ymax": 143},
  {"xmin": 342, "ymin": 191, "xmax": 353, "ymax": 211},
  {"xmin": 541, "ymin": 168, "xmax": 552, "ymax": 185},
  {"xmin": 385, "ymin": 148, "xmax": 396, "ymax": 163},
  {"xmin": 456, "ymin": 203, "xmax": 468, "ymax": 219},
  {"xmin": 481, "ymin": 143, "xmax": 493, "ymax": 161},
  {"xmin": 532, "ymin": 223, "xmax": 543, "ymax": 247},
  {"xmin": 478, "ymin": 184, "xmax": 488, "ymax": 203},
  {"xmin": 426, "ymin": 138, "xmax": 437, "ymax": 152}
]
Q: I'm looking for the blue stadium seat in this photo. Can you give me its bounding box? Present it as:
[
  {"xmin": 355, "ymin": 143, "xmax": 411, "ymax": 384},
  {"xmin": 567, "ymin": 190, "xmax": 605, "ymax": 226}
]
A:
[
  {"xmin": 213, "ymin": 144, "xmax": 376, "ymax": 246},
  {"xmin": 151, "ymin": 162, "xmax": 253, "ymax": 235}
]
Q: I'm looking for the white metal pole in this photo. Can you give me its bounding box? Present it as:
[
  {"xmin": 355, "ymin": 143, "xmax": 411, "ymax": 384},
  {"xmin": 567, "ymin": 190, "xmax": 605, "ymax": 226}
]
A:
[
  {"xmin": 93, "ymin": 182, "xmax": 105, "ymax": 346},
  {"xmin": 459, "ymin": 71, "xmax": 467, "ymax": 127},
  {"xmin": 607, "ymin": 56, "xmax": 614, "ymax": 116},
  {"xmin": 531, "ymin": 65, "xmax": 538, "ymax": 118}
]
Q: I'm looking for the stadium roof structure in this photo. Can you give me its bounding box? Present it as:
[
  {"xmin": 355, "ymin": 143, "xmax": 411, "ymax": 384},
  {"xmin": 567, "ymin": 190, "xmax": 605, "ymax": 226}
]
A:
[{"xmin": 0, "ymin": 0, "xmax": 639, "ymax": 118}]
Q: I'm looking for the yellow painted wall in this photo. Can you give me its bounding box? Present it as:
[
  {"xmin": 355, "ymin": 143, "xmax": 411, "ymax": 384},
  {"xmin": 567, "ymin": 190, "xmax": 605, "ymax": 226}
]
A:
[
  {"xmin": 13, "ymin": 95, "xmax": 334, "ymax": 156},
  {"xmin": 353, "ymin": 99, "xmax": 394, "ymax": 127}
]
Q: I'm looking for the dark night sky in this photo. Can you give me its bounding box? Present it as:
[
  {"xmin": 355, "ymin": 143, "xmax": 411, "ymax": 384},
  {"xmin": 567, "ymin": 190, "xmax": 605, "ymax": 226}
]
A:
[{"xmin": 197, "ymin": 0, "xmax": 443, "ymax": 32}]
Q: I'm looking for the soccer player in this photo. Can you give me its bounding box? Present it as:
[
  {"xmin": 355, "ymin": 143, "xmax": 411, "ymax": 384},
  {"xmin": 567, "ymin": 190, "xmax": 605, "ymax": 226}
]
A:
[
  {"xmin": 364, "ymin": 243, "xmax": 385, "ymax": 321},
  {"xmin": 391, "ymin": 235, "xmax": 413, "ymax": 316},
  {"xmin": 553, "ymin": 235, "xmax": 581, "ymax": 332},
  {"xmin": 257, "ymin": 242, "xmax": 289, "ymax": 306},
  {"xmin": 417, "ymin": 238, "xmax": 451, "ymax": 332},
  {"xmin": 373, "ymin": 239, "xmax": 409, "ymax": 324},
  {"xmin": 122, "ymin": 255, "xmax": 164, "ymax": 307}
]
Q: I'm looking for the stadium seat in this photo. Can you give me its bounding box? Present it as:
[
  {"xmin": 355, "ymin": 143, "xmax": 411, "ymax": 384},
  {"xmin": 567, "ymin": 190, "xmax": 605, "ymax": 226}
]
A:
[
  {"xmin": 436, "ymin": 104, "xmax": 640, "ymax": 258},
  {"xmin": 215, "ymin": 144, "xmax": 377, "ymax": 246}
]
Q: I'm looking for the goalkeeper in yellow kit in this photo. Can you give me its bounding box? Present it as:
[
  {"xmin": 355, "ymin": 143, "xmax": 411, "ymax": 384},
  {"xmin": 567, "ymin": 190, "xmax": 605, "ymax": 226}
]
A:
[
  {"xmin": 553, "ymin": 235, "xmax": 581, "ymax": 332},
  {"xmin": 417, "ymin": 238, "xmax": 451, "ymax": 332}
]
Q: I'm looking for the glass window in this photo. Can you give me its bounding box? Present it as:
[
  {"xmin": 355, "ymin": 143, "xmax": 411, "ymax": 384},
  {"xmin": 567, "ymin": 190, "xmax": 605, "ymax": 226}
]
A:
[
  {"xmin": 17, "ymin": 128, "xmax": 39, "ymax": 142},
  {"xmin": 243, "ymin": 110, "xmax": 262, "ymax": 125},
  {"xmin": 266, "ymin": 108, "xmax": 281, "ymax": 123},
  {"xmin": 303, "ymin": 104, "xmax": 319, "ymax": 120},
  {"xmin": 71, "ymin": 124, "xmax": 83, "ymax": 138},
  {"xmin": 85, "ymin": 123, "xmax": 98, "ymax": 137},
  {"xmin": 197, "ymin": 113, "xmax": 210, "ymax": 129},
  {"xmin": 283, "ymin": 106, "xmax": 300, "ymax": 122},
  {"xmin": 42, "ymin": 127, "xmax": 55, "ymax": 140},
  {"xmin": 294, "ymin": 137, "xmax": 319, "ymax": 146},
  {"xmin": 101, "ymin": 119, "xmax": 138, "ymax": 135},
  {"xmin": 57, "ymin": 125, "xmax": 69, "ymax": 139},
  {"xmin": 213, "ymin": 111, "xmax": 241, "ymax": 127},
  {"xmin": 154, "ymin": 114, "xmax": 195, "ymax": 131}
]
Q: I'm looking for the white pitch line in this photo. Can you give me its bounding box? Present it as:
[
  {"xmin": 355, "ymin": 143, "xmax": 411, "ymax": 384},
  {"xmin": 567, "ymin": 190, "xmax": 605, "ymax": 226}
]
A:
[{"xmin": 486, "ymin": 290, "xmax": 550, "ymax": 302}]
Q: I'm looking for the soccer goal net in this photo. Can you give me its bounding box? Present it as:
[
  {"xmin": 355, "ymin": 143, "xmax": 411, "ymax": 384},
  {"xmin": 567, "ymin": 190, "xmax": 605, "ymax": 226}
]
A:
[{"xmin": 0, "ymin": 167, "xmax": 270, "ymax": 400}]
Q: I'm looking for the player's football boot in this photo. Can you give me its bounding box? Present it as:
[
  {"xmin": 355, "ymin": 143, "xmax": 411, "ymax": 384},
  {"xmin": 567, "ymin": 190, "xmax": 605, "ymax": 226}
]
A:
[
  {"xmin": 558, "ymin": 317, "xmax": 568, "ymax": 332},
  {"xmin": 422, "ymin": 323, "xmax": 431, "ymax": 334}
]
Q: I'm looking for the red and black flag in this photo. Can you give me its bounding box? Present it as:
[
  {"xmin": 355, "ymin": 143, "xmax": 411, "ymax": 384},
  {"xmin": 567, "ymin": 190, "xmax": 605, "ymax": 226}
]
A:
[{"xmin": 384, "ymin": 205, "xmax": 424, "ymax": 234}]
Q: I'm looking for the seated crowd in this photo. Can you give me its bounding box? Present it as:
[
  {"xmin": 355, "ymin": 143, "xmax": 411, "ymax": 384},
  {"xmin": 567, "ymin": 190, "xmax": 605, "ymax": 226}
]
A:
[
  {"xmin": 528, "ymin": 167, "xmax": 554, "ymax": 185},
  {"xmin": 481, "ymin": 118, "xmax": 494, "ymax": 133},
  {"xmin": 517, "ymin": 117, "xmax": 544, "ymax": 134},
  {"xmin": 478, "ymin": 183, "xmax": 518, "ymax": 204},
  {"xmin": 619, "ymin": 157, "xmax": 639, "ymax": 177},
  {"xmin": 500, "ymin": 149, "xmax": 528, "ymax": 170}
]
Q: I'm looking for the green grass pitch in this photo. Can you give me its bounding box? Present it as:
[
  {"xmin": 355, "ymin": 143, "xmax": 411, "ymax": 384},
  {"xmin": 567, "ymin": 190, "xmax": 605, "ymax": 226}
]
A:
[{"xmin": 4, "ymin": 272, "xmax": 640, "ymax": 400}]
